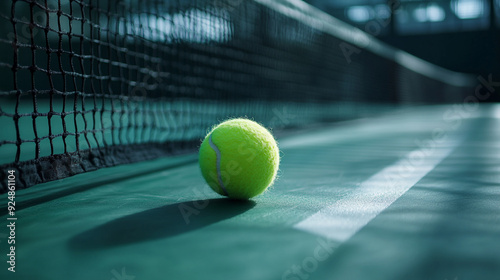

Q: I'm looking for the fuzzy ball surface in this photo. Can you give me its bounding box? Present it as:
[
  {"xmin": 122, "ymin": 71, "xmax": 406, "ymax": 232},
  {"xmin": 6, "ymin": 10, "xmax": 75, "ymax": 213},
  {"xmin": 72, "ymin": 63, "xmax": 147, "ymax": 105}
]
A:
[{"xmin": 199, "ymin": 119, "xmax": 280, "ymax": 199}]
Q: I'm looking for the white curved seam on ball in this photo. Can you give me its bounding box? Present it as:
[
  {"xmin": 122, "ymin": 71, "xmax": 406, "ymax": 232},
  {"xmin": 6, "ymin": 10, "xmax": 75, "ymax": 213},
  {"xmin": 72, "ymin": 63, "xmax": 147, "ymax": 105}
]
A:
[{"xmin": 209, "ymin": 134, "xmax": 229, "ymax": 196}]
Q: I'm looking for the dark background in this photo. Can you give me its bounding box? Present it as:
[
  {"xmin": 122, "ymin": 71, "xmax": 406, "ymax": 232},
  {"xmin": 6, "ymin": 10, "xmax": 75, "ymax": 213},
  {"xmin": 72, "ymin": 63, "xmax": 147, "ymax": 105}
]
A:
[{"xmin": 305, "ymin": 0, "xmax": 499, "ymax": 102}]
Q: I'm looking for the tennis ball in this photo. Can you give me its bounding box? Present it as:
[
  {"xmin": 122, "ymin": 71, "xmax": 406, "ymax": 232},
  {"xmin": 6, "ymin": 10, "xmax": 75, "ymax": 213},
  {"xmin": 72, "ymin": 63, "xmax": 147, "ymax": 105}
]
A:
[{"xmin": 199, "ymin": 119, "xmax": 280, "ymax": 199}]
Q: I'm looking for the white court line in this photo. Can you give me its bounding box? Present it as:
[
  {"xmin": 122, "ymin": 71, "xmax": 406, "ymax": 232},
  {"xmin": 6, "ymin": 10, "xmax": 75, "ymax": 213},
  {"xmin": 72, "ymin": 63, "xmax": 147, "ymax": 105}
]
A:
[{"xmin": 294, "ymin": 137, "xmax": 462, "ymax": 242}]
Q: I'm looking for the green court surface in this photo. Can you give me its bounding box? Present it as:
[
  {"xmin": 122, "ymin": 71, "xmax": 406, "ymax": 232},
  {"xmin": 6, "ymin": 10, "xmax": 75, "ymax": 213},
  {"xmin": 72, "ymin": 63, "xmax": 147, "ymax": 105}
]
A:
[{"xmin": 1, "ymin": 104, "xmax": 500, "ymax": 280}]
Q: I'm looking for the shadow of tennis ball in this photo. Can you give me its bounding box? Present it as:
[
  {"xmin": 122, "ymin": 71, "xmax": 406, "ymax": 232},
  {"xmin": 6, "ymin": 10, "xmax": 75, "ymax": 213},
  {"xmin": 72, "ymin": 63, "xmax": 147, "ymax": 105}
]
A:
[{"xmin": 68, "ymin": 198, "xmax": 255, "ymax": 251}]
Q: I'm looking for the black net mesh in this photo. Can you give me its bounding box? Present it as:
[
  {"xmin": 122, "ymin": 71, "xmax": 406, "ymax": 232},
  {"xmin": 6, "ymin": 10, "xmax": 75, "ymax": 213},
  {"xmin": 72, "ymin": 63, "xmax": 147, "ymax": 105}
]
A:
[{"xmin": 0, "ymin": 0, "xmax": 473, "ymax": 192}]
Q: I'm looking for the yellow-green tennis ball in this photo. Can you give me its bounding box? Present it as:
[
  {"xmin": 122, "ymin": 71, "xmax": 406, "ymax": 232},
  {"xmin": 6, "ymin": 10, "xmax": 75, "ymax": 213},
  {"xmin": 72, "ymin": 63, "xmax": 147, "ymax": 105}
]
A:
[{"xmin": 199, "ymin": 119, "xmax": 280, "ymax": 199}]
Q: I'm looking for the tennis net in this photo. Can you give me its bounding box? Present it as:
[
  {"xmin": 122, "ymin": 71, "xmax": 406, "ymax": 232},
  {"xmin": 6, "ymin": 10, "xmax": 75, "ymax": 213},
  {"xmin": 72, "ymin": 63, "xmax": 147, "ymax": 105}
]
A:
[{"xmin": 0, "ymin": 0, "xmax": 474, "ymax": 192}]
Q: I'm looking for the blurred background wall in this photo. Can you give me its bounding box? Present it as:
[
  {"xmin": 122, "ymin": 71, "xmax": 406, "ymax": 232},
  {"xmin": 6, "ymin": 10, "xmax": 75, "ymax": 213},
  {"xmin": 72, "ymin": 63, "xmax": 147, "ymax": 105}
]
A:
[{"xmin": 305, "ymin": 0, "xmax": 499, "ymax": 102}]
